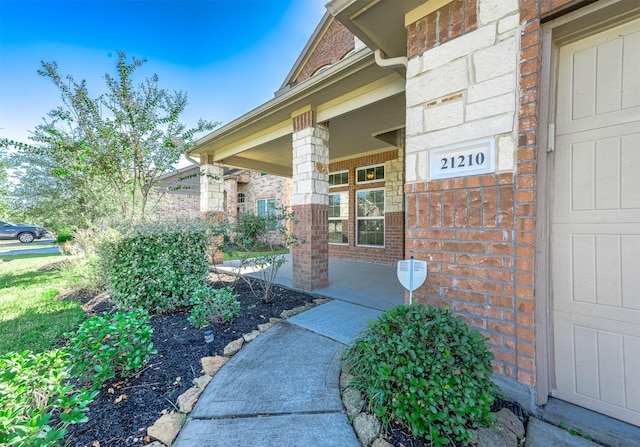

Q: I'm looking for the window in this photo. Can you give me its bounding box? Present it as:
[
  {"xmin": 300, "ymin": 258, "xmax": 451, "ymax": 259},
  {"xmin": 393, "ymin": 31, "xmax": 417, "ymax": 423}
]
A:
[
  {"xmin": 329, "ymin": 171, "xmax": 349, "ymax": 187},
  {"xmin": 257, "ymin": 198, "xmax": 276, "ymax": 230},
  {"xmin": 329, "ymin": 192, "xmax": 348, "ymax": 244},
  {"xmin": 356, "ymin": 189, "xmax": 384, "ymax": 247},
  {"xmin": 356, "ymin": 164, "xmax": 384, "ymax": 183},
  {"xmin": 257, "ymin": 198, "xmax": 276, "ymax": 217},
  {"xmin": 237, "ymin": 193, "xmax": 245, "ymax": 204}
]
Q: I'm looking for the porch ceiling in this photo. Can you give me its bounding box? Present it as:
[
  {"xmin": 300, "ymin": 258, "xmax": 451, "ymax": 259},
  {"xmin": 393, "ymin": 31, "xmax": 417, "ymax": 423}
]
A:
[
  {"xmin": 190, "ymin": 48, "xmax": 406, "ymax": 177},
  {"xmin": 327, "ymin": 0, "xmax": 426, "ymax": 59}
]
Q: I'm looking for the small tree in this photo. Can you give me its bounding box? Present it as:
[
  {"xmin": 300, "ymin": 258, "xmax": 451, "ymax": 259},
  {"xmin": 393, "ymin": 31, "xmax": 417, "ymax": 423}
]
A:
[
  {"xmin": 1, "ymin": 51, "xmax": 219, "ymax": 225},
  {"xmin": 219, "ymin": 207, "xmax": 303, "ymax": 303}
]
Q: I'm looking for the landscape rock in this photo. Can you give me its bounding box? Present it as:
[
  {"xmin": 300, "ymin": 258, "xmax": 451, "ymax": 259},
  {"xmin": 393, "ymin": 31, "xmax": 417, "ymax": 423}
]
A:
[
  {"xmin": 258, "ymin": 322, "xmax": 272, "ymax": 333},
  {"xmin": 192, "ymin": 375, "xmax": 212, "ymax": 389},
  {"xmin": 353, "ymin": 413, "xmax": 381, "ymax": 447},
  {"xmin": 372, "ymin": 438, "xmax": 393, "ymax": 447},
  {"xmin": 473, "ymin": 424, "xmax": 518, "ymax": 447},
  {"xmin": 340, "ymin": 368, "xmax": 355, "ymax": 391},
  {"xmin": 313, "ymin": 298, "xmax": 331, "ymax": 306},
  {"xmin": 495, "ymin": 408, "xmax": 525, "ymax": 439},
  {"xmin": 143, "ymin": 442, "xmax": 164, "ymax": 447},
  {"xmin": 243, "ymin": 330, "xmax": 261, "ymax": 343},
  {"xmin": 177, "ymin": 387, "xmax": 203, "ymax": 413},
  {"xmin": 223, "ymin": 337, "xmax": 244, "ymax": 356},
  {"xmin": 280, "ymin": 306, "xmax": 309, "ymax": 319},
  {"xmin": 269, "ymin": 317, "xmax": 282, "ymax": 325},
  {"xmin": 342, "ymin": 387, "xmax": 365, "ymax": 417},
  {"xmin": 200, "ymin": 356, "xmax": 228, "ymax": 376},
  {"xmin": 147, "ymin": 412, "xmax": 183, "ymax": 446}
]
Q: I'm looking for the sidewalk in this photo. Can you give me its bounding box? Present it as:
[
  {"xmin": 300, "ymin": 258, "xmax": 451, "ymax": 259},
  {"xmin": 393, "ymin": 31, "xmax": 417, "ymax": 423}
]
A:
[{"xmin": 173, "ymin": 300, "xmax": 380, "ymax": 446}]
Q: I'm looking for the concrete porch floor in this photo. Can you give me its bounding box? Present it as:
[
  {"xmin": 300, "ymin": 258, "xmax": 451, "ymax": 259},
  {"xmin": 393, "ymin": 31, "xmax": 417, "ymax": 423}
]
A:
[{"xmin": 211, "ymin": 254, "xmax": 406, "ymax": 311}]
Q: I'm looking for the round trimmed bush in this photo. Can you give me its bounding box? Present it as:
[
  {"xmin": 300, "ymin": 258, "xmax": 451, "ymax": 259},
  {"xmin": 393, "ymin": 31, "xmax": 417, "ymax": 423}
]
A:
[{"xmin": 343, "ymin": 304, "xmax": 497, "ymax": 446}]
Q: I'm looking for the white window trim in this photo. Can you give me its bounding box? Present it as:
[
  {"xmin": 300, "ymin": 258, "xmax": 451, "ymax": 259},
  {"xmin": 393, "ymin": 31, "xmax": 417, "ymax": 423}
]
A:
[
  {"xmin": 328, "ymin": 191, "xmax": 349, "ymax": 245},
  {"xmin": 329, "ymin": 170, "xmax": 349, "ymax": 188},
  {"xmin": 356, "ymin": 163, "xmax": 385, "ymax": 184},
  {"xmin": 356, "ymin": 187, "xmax": 385, "ymax": 248}
]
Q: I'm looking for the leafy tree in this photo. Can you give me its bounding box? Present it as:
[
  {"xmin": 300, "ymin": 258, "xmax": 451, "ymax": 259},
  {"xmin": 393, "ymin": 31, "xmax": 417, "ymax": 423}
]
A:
[{"xmin": 1, "ymin": 51, "xmax": 218, "ymax": 224}]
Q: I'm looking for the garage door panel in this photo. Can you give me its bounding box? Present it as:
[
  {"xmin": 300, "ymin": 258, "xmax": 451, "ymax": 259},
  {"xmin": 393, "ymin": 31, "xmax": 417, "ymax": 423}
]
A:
[
  {"xmin": 557, "ymin": 20, "xmax": 640, "ymax": 134},
  {"xmin": 553, "ymin": 225, "xmax": 640, "ymax": 316},
  {"xmin": 554, "ymin": 316, "xmax": 640, "ymax": 425},
  {"xmin": 622, "ymin": 29, "xmax": 640, "ymax": 109},
  {"xmin": 554, "ymin": 124, "xmax": 640, "ymax": 224},
  {"xmin": 621, "ymin": 133, "xmax": 640, "ymax": 209}
]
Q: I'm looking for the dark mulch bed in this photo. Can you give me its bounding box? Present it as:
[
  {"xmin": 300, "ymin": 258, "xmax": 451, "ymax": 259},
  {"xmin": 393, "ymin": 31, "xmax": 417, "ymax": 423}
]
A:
[
  {"xmin": 58, "ymin": 273, "xmax": 525, "ymax": 447},
  {"xmin": 62, "ymin": 274, "xmax": 316, "ymax": 447}
]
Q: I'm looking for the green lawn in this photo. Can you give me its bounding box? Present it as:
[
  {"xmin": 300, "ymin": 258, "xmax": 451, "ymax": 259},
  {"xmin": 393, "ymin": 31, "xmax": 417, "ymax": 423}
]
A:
[{"xmin": 0, "ymin": 253, "xmax": 86, "ymax": 355}]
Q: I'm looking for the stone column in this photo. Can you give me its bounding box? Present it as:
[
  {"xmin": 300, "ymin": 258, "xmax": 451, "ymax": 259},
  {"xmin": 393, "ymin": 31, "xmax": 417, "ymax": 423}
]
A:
[
  {"xmin": 200, "ymin": 155, "xmax": 224, "ymax": 214},
  {"xmin": 224, "ymin": 176, "xmax": 238, "ymax": 222},
  {"xmin": 290, "ymin": 108, "xmax": 329, "ymax": 290}
]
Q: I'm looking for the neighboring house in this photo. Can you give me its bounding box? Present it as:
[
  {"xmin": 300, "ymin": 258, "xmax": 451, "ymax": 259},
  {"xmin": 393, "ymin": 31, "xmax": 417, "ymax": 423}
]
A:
[
  {"xmin": 189, "ymin": 0, "xmax": 640, "ymax": 428},
  {"xmin": 152, "ymin": 166, "xmax": 290, "ymax": 223}
]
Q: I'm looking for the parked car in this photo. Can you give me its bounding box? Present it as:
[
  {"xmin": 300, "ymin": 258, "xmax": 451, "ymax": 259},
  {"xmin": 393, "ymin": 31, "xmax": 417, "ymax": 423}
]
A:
[{"xmin": 0, "ymin": 221, "xmax": 46, "ymax": 243}]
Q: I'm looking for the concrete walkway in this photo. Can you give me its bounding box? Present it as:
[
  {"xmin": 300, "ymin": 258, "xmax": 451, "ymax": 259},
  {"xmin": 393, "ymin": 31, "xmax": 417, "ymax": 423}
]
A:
[{"xmin": 174, "ymin": 300, "xmax": 381, "ymax": 446}]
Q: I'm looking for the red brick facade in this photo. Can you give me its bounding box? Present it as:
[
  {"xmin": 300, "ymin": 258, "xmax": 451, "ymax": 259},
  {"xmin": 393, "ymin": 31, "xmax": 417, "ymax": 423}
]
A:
[
  {"xmin": 328, "ymin": 151, "xmax": 404, "ymax": 264},
  {"xmin": 292, "ymin": 20, "xmax": 355, "ymax": 85},
  {"xmin": 407, "ymin": 0, "xmax": 478, "ymax": 58},
  {"xmin": 291, "ymin": 203, "xmax": 330, "ymax": 290},
  {"xmin": 405, "ymin": 0, "xmax": 580, "ymax": 389}
]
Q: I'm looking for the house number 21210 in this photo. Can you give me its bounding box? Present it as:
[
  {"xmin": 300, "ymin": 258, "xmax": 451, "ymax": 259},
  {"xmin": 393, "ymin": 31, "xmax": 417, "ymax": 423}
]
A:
[
  {"xmin": 440, "ymin": 152, "xmax": 486, "ymax": 170},
  {"xmin": 429, "ymin": 138, "xmax": 495, "ymax": 180}
]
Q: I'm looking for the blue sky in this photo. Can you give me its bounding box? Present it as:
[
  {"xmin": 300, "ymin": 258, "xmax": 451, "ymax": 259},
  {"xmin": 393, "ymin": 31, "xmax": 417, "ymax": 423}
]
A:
[{"xmin": 0, "ymin": 0, "xmax": 327, "ymax": 148}]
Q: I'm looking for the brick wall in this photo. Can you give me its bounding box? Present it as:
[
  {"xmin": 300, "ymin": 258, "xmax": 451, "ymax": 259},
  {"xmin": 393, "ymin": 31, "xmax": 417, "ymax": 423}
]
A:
[
  {"xmin": 404, "ymin": 0, "xmax": 582, "ymax": 401},
  {"xmin": 293, "ymin": 20, "xmax": 355, "ymax": 85},
  {"xmin": 150, "ymin": 191, "xmax": 200, "ymax": 219},
  {"xmin": 328, "ymin": 150, "xmax": 404, "ymax": 264}
]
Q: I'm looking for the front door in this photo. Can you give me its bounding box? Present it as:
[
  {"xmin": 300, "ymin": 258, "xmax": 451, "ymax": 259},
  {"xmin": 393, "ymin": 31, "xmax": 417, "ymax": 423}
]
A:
[{"xmin": 552, "ymin": 18, "xmax": 640, "ymax": 426}]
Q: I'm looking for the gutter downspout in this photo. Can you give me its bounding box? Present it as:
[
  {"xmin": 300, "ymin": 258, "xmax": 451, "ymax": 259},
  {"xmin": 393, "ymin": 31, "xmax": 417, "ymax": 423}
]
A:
[
  {"xmin": 184, "ymin": 153, "xmax": 201, "ymax": 167},
  {"xmin": 374, "ymin": 48, "xmax": 407, "ymax": 69}
]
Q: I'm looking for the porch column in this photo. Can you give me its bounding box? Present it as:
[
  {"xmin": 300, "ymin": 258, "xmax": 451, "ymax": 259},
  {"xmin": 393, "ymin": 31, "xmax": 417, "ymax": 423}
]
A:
[
  {"xmin": 200, "ymin": 155, "xmax": 224, "ymax": 213},
  {"xmin": 291, "ymin": 108, "xmax": 329, "ymax": 290},
  {"xmin": 224, "ymin": 176, "xmax": 239, "ymax": 222}
]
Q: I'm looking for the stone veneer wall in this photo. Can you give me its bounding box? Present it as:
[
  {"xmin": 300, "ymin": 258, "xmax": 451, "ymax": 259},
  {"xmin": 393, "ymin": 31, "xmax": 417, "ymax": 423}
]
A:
[
  {"xmin": 405, "ymin": 0, "xmax": 579, "ymax": 406},
  {"xmin": 328, "ymin": 150, "xmax": 404, "ymax": 264},
  {"xmin": 150, "ymin": 192, "xmax": 200, "ymax": 219},
  {"xmin": 237, "ymin": 172, "xmax": 291, "ymax": 216}
]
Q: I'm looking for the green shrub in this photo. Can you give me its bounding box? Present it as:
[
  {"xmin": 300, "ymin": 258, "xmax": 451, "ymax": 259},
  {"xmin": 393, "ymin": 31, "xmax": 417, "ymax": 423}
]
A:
[
  {"xmin": 343, "ymin": 304, "xmax": 497, "ymax": 446},
  {"xmin": 54, "ymin": 227, "xmax": 75, "ymax": 244},
  {"xmin": 188, "ymin": 286, "xmax": 241, "ymax": 327},
  {"xmin": 95, "ymin": 220, "xmax": 210, "ymax": 313},
  {"xmin": 0, "ymin": 350, "xmax": 97, "ymax": 447},
  {"xmin": 65, "ymin": 310, "xmax": 156, "ymax": 388}
]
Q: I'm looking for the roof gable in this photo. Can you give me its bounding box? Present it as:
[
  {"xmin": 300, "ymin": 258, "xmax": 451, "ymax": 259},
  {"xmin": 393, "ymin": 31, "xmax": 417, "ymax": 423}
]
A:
[{"xmin": 277, "ymin": 12, "xmax": 356, "ymax": 95}]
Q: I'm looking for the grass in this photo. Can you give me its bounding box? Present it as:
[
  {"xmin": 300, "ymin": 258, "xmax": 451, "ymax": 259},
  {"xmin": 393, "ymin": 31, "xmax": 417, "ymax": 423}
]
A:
[{"xmin": 0, "ymin": 253, "xmax": 86, "ymax": 355}]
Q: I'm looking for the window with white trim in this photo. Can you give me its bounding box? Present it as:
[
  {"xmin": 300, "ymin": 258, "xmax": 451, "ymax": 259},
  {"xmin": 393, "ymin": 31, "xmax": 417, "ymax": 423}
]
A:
[
  {"xmin": 356, "ymin": 164, "xmax": 384, "ymax": 183},
  {"xmin": 237, "ymin": 193, "xmax": 245, "ymax": 204},
  {"xmin": 356, "ymin": 188, "xmax": 384, "ymax": 247},
  {"xmin": 329, "ymin": 170, "xmax": 349, "ymax": 187},
  {"xmin": 257, "ymin": 198, "xmax": 276, "ymax": 216},
  {"xmin": 257, "ymin": 198, "xmax": 276, "ymax": 230},
  {"xmin": 328, "ymin": 192, "xmax": 348, "ymax": 244}
]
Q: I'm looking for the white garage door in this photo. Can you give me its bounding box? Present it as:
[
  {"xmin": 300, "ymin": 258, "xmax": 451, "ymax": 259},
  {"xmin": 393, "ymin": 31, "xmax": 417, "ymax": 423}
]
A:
[{"xmin": 552, "ymin": 18, "xmax": 640, "ymax": 426}]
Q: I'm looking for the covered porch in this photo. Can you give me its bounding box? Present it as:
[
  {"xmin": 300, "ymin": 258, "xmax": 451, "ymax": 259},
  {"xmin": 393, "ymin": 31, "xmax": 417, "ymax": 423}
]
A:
[
  {"xmin": 189, "ymin": 19, "xmax": 408, "ymax": 292},
  {"xmin": 213, "ymin": 255, "xmax": 406, "ymax": 311}
]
